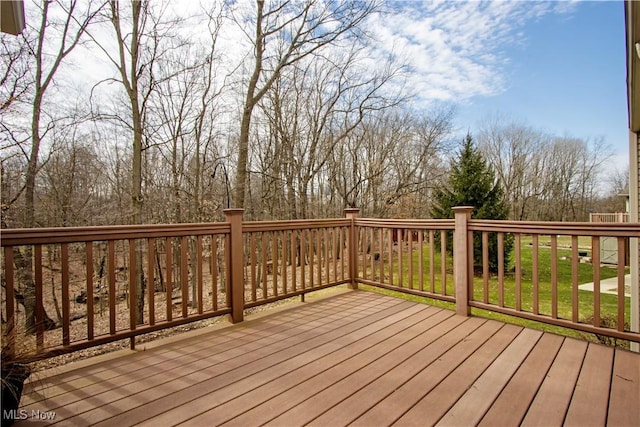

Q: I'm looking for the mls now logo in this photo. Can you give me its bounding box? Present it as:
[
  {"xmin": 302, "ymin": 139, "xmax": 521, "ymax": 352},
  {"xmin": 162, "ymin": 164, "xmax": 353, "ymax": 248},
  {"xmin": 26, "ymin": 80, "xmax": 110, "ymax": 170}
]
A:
[{"xmin": 3, "ymin": 409, "xmax": 56, "ymax": 421}]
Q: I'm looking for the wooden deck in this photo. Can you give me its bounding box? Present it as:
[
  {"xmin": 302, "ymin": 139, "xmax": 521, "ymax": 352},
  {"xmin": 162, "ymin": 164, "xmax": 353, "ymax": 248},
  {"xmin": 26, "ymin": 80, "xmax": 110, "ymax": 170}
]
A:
[{"xmin": 17, "ymin": 290, "xmax": 640, "ymax": 426}]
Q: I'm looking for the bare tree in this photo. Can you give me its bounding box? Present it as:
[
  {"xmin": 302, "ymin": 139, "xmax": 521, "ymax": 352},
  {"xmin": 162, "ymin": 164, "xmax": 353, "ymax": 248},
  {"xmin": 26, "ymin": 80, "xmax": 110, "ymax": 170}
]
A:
[
  {"xmin": 232, "ymin": 0, "xmax": 379, "ymax": 208},
  {"xmin": 149, "ymin": 6, "xmax": 226, "ymax": 224},
  {"xmin": 88, "ymin": 0, "xmax": 185, "ymax": 323},
  {"xmin": 479, "ymin": 116, "xmax": 611, "ymax": 221},
  {"xmin": 254, "ymin": 41, "xmax": 405, "ymax": 219},
  {"xmin": 1, "ymin": 0, "xmax": 104, "ymax": 333},
  {"xmin": 0, "ymin": 36, "xmax": 32, "ymax": 114},
  {"xmin": 592, "ymin": 166, "xmax": 629, "ymax": 213},
  {"xmin": 478, "ymin": 117, "xmax": 549, "ymax": 220},
  {"xmin": 144, "ymin": 6, "xmax": 226, "ymax": 307},
  {"xmin": 40, "ymin": 131, "xmax": 104, "ymax": 227},
  {"xmin": 324, "ymin": 107, "xmax": 453, "ymax": 219}
]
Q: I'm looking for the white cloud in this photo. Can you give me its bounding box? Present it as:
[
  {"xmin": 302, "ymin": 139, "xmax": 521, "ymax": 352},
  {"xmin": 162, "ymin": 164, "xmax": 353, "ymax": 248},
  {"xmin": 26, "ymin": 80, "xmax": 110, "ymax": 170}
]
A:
[
  {"xmin": 15, "ymin": 0, "xmax": 578, "ymax": 127},
  {"xmin": 363, "ymin": 0, "xmax": 576, "ymax": 106}
]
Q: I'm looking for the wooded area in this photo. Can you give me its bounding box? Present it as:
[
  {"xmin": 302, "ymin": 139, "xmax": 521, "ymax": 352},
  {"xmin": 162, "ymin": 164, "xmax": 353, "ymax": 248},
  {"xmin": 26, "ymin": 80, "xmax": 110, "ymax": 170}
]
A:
[{"xmin": 1, "ymin": 0, "xmax": 624, "ymax": 232}]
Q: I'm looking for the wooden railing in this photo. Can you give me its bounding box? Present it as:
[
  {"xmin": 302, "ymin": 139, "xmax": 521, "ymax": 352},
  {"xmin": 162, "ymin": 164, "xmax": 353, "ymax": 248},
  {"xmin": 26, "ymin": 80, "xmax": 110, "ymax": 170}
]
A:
[
  {"xmin": 466, "ymin": 217, "xmax": 639, "ymax": 343},
  {"xmin": 1, "ymin": 210, "xmax": 356, "ymax": 361},
  {"xmin": 2, "ymin": 222, "xmax": 233, "ymax": 360},
  {"xmin": 353, "ymin": 218, "xmax": 456, "ymax": 303},
  {"xmin": 352, "ymin": 208, "xmax": 640, "ymax": 344},
  {"xmin": 590, "ymin": 212, "xmax": 630, "ymax": 223},
  {"xmin": 2, "ymin": 207, "xmax": 639, "ymax": 362},
  {"xmin": 241, "ymin": 218, "xmax": 352, "ymax": 309}
]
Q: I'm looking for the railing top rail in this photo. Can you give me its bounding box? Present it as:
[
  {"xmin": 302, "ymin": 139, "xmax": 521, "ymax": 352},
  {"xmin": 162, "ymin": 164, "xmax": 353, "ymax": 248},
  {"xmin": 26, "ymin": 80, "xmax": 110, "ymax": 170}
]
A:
[
  {"xmin": 1, "ymin": 222, "xmax": 231, "ymax": 246},
  {"xmin": 2, "ymin": 218, "xmax": 354, "ymax": 246},
  {"xmin": 243, "ymin": 218, "xmax": 350, "ymax": 232},
  {"xmin": 355, "ymin": 218, "xmax": 456, "ymax": 229},
  {"xmin": 469, "ymin": 219, "xmax": 640, "ymax": 237}
]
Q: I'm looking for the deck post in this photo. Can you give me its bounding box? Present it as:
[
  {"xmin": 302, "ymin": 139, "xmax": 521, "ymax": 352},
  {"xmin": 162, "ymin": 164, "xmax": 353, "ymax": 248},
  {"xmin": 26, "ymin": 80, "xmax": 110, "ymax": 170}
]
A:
[
  {"xmin": 225, "ymin": 208, "xmax": 245, "ymax": 323},
  {"xmin": 453, "ymin": 206, "xmax": 473, "ymax": 316},
  {"xmin": 345, "ymin": 208, "xmax": 360, "ymax": 289}
]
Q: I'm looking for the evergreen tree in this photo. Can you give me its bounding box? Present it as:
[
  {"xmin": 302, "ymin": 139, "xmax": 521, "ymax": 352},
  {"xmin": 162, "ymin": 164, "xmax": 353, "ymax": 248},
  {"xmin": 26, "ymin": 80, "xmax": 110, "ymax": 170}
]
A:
[{"xmin": 431, "ymin": 133, "xmax": 512, "ymax": 271}]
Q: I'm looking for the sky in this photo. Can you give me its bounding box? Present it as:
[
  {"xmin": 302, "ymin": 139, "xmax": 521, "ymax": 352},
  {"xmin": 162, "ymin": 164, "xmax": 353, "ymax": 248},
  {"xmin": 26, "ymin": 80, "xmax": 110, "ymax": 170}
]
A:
[
  {"xmin": 463, "ymin": 1, "xmax": 627, "ymax": 166},
  {"xmin": 388, "ymin": 0, "xmax": 629, "ymax": 171},
  {"xmin": 23, "ymin": 0, "xmax": 632, "ymax": 175}
]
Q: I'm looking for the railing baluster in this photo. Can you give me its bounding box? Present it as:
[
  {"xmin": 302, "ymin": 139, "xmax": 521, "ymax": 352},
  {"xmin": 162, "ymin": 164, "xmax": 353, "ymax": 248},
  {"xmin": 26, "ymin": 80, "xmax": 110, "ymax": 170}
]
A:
[
  {"xmin": 369, "ymin": 228, "xmax": 374, "ymax": 281},
  {"xmin": 468, "ymin": 229, "xmax": 473, "ymax": 300},
  {"xmin": 338, "ymin": 227, "xmax": 349, "ymax": 280},
  {"xmin": 498, "ymin": 233, "xmax": 504, "ymax": 307},
  {"xmin": 35, "ymin": 245, "xmax": 44, "ymax": 349},
  {"xmin": 316, "ymin": 228, "xmax": 322, "ymax": 286},
  {"xmin": 250, "ymin": 233, "xmax": 256, "ymax": 301},
  {"xmin": 617, "ymin": 237, "xmax": 626, "ymax": 331},
  {"xmin": 309, "ymin": 230, "xmax": 314, "ymax": 288},
  {"xmin": 398, "ymin": 229, "xmax": 403, "ymax": 288},
  {"xmin": 388, "ymin": 229, "xmax": 393, "ymax": 285},
  {"xmin": 166, "ymin": 238, "xmax": 173, "ymax": 322},
  {"xmin": 408, "ymin": 230, "xmax": 414, "ymax": 289},
  {"xmin": 515, "ymin": 234, "xmax": 521, "ymax": 312},
  {"xmin": 551, "ymin": 235, "xmax": 558, "ymax": 319},
  {"xmin": 322, "ymin": 228, "xmax": 326, "ymax": 286},
  {"xmin": 197, "ymin": 235, "xmax": 203, "ymax": 314},
  {"xmin": 482, "ymin": 232, "xmax": 489, "ymax": 304},
  {"xmin": 211, "ymin": 235, "xmax": 218, "ymax": 312},
  {"xmin": 4, "ymin": 247, "xmax": 16, "ymax": 358},
  {"xmin": 283, "ymin": 231, "xmax": 288, "ymax": 293},
  {"xmin": 129, "ymin": 239, "xmax": 137, "ymax": 350},
  {"xmin": 532, "ymin": 235, "xmax": 539, "ymax": 315},
  {"xmin": 225, "ymin": 233, "xmax": 231, "ymax": 308},
  {"xmin": 181, "ymin": 236, "xmax": 188, "ymax": 318},
  {"xmin": 343, "ymin": 226, "xmax": 348, "ymax": 281},
  {"xmin": 429, "ymin": 230, "xmax": 435, "ymax": 293},
  {"xmin": 129, "ymin": 239, "xmax": 137, "ymax": 331},
  {"xmin": 272, "ymin": 232, "xmax": 278, "ymax": 297},
  {"xmin": 323, "ymin": 228, "xmax": 329, "ymax": 285},
  {"xmin": 61, "ymin": 243, "xmax": 70, "ymax": 346},
  {"xmin": 291, "ymin": 230, "xmax": 297, "ymax": 292},
  {"xmin": 418, "ymin": 230, "xmax": 424, "ymax": 292},
  {"xmin": 378, "ymin": 228, "xmax": 384, "ymax": 284},
  {"xmin": 86, "ymin": 242, "xmax": 95, "ymax": 341},
  {"xmin": 440, "ymin": 230, "xmax": 446, "ymax": 296},
  {"xmin": 301, "ymin": 229, "xmax": 306, "ymax": 291},
  {"xmin": 107, "ymin": 241, "xmax": 116, "ymax": 334},
  {"xmin": 571, "ymin": 235, "xmax": 579, "ymax": 323},
  {"xmin": 360, "ymin": 227, "xmax": 366, "ymax": 280},
  {"xmin": 592, "ymin": 236, "xmax": 600, "ymax": 327},
  {"xmin": 147, "ymin": 238, "xmax": 155, "ymax": 325},
  {"xmin": 332, "ymin": 227, "xmax": 340, "ymax": 282},
  {"xmin": 261, "ymin": 233, "xmax": 268, "ymax": 298}
]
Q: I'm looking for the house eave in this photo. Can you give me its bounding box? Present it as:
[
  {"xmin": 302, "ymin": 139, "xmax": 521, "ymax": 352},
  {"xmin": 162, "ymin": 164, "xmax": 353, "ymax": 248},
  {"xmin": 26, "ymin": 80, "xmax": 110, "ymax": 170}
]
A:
[
  {"xmin": 626, "ymin": 1, "xmax": 640, "ymax": 133},
  {"xmin": 0, "ymin": 0, "xmax": 26, "ymax": 36}
]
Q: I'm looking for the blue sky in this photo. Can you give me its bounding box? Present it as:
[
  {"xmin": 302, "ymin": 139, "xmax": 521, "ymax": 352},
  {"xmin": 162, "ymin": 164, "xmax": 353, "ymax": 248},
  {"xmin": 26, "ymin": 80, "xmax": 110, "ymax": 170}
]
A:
[
  {"xmin": 454, "ymin": 1, "xmax": 628, "ymax": 167},
  {"xmin": 366, "ymin": 1, "xmax": 629, "ymax": 172},
  {"xmin": 67, "ymin": 0, "xmax": 631, "ymax": 173}
]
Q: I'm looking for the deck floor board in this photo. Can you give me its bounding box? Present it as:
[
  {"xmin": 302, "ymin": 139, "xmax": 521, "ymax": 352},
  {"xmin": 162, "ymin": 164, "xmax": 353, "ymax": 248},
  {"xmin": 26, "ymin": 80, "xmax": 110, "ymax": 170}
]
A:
[
  {"xmin": 478, "ymin": 332, "xmax": 564, "ymax": 426},
  {"xmin": 17, "ymin": 290, "xmax": 640, "ymax": 427},
  {"xmin": 564, "ymin": 343, "xmax": 614, "ymax": 426},
  {"xmin": 521, "ymin": 338, "xmax": 588, "ymax": 426},
  {"xmin": 607, "ymin": 348, "xmax": 640, "ymax": 426}
]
